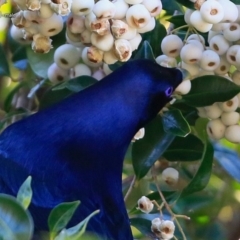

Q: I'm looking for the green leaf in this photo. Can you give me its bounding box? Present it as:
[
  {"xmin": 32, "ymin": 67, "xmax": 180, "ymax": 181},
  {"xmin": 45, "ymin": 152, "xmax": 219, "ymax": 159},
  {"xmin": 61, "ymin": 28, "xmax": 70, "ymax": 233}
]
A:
[
  {"xmin": 174, "ymin": 0, "xmax": 194, "ymax": 9},
  {"xmin": 130, "ymin": 218, "xmax": 155, "ymax": 238},
  {"xmin": 162, "ymin": 109, "xmax": 191, "ymax": 137},
  {"xmin": 39, "ymin": 88, "xmax": 73, "ymax": 110},
  {"xmin": 55, "ymin": 210, "xmax": 100, "ymax": 240},
  {"xmin": 166, "ymin": 14, "xmax": 186, "ymax": 28},
  {"xmin": 0, "ymin": 44, "xmax": 10, "ymax": 77},
  {"xmin": 182, "ymin": 75, "xmax": 240, "ymax": 107},
  {"xmin": 163, "ymin": 134, "xmax": 204, "ymax": 161},
  {"xmin": 162, "ymin": 0, "xmax": 183, "ymax": 13},
  {"xmin": 17, "ymin": 176, "xmax": 32, "ymax": 210},
  {"xmin": 0, "ymin": 194, "xmax": 33, "ymax": 240},
  {"xmin": 178, "ymin": 135, "xmax": 214, "ymax": 199},
  {"xmin": 12, "ymin": 46, "xmax": 27, "ymax": 63},
  {"xmin": 53, "ymin": 76, "xmax": 97, "ymax": 92},
  {"xmin": 141, "ymin": 21, "xmax": 167, "ymax": 57},
  {"xmin": 26, "ymin": 46, "xmax": 54, "ymax": 78},
  {"xmin": 108, "ymin": 61, "xmax": 125, "ymax": 71},
  {"xmin": 133, "ymin": 40, "xmax": 155, "ymax": 61},
  {"xmin": 48, "ymin": 201, "xmax": 80, "ymax": 239},
  {"xmin": 4, "ymin": 82, "xmax": 29, "ymax": 112},
  {"xmin": 132, "ymin": 116, "xmax": 175, "ymax": 180}
]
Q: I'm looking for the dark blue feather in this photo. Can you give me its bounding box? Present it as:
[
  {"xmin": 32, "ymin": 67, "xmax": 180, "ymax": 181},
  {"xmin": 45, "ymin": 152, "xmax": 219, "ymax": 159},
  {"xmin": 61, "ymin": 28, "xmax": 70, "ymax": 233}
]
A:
[{"xmin": 0, "ymin": 59, "xmax": 182, "ymax": 240}]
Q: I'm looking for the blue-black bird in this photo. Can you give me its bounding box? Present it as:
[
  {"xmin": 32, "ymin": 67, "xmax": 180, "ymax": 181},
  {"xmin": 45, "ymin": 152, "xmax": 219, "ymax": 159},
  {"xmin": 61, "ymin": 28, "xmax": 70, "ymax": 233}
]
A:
[{"xmin": 0, "ymin": 59, "xmax": 182, "ymax": 240}]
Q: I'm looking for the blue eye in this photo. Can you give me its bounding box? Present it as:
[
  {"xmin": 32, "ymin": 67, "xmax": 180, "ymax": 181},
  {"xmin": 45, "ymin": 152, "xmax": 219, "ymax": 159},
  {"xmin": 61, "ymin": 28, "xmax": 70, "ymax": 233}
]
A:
[{"xmin": 165, "ymin": 87, "xmax": 173, "ymax": 97}]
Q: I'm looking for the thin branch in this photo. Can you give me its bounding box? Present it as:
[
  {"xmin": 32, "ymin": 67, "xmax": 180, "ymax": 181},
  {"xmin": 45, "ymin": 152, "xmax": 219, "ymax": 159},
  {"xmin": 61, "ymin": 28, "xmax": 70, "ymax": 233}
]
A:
[{"xmin": 124, "ymin": 175, "xmax": 136, "ymax": 202}]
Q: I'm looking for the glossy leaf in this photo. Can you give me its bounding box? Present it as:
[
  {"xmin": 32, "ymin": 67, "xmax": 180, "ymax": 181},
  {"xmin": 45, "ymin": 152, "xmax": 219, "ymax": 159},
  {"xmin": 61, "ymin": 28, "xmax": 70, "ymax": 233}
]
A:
[
  {"xmin": 179, "ymin": 135, "xmax": 214, "ymax": 199},
  {"xmin": 55, "ymin": 210, "xmax": 100, "ymax": 240},
  {"xmin": 141, "ymin": 21, "xmax": 167, "ymax": 57},
  {"xmin": 166, "ymin": 14, "xmax": 186, "ymax": 28},
  {"xmin": 12, "ymin": 46, "xmax": 27, "ymax": 63},
  {"xmin": 162, "ymin": 0, "xmax": 183, "ymax": 13},
  {"xmin": 48, "ymin": 201, "xmax": 80, "ymax": 239},
  {"xmin": 163, "ymin": 134, "xmax": 204, "ymax": 161},
  {"xmin": 0, "ymin": 194, "xmax": 33, "ymax": 240},
  {"xmin": 214, "ymin": 142, "xmax": 240, "ymax": 182},
  {"xmin": 4, "ymin": 82, "xmax": 29, "ymax": 112},
  {"xmin": 183, "ymin": 75, "xmax": 240, "ymax": 107},
  {"xmin": 133, "ymin": 40, "xmax": 155, "ymax": 61},
  {"xmin": 27, "ymin": 46, "xmax": 54, "ymax": 78},
  {"xmin": 39, "ymin": 88, "xmax": 73, "ymax": 110},
  {"xmin": 0, "ymin": 44, "xmax": 10, "ymax": 77},
  {"xmin": 175, "ymin": 0, "xmax": 194, "ymax": 9},
  {"xmin": 53, "ymin": 76, "xmax": 97, "ymax": 92},
  {"xmin": 130, "ymin": 218, "xmax": 155, "ymax": 238},
  {"xmin": 132, "ymin": 116, "xmax": 175, "ymax": 180},
  {"xmin": 162, "ymin": 109, "xmax": 191, "ymax": 137},
  {"xmin": 17, "ymin": 176, "xmax": 32, "ymax": 210}
]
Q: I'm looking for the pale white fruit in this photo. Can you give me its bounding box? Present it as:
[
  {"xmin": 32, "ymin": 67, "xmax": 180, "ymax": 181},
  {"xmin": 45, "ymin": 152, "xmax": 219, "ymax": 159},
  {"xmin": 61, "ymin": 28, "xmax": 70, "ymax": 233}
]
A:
[
  {"xmin": 179, "ymin": 62, "xmax": 200, "ymax": 77},
  {"xmin": 211, "ymin": 22, "xmax": 230, "ymax": 32},
  {"xmin": 198, "ymin": 69, "xmax": 215, "ymax": 76},
  {"xmin": 218, "ymin": 0, "xmax": 238, "ymax": 23},
  {"xmin": 137, "ymin": 17, "xmax": 155, "ymax": 33},
  {"xmin": 206, "ymin": 119, "xmax": 226, "ymax": 140},
  {"xmin": 70, "ymin": 63, "xmax": 91, "ymax": 78},
  {"xmin": 82, "ymin": 47, "xmax": 103, "ymax": 68},
  {"xmin": 221, "ymin": 112, "xmax": 240, "ymax": 126},
  {"xmin": 225, "ymin": 125, "xmax": 240, "ymax": 143},
  {"xmin": 38, "ymin": 13, "xmax": 63, "ymax": 37},
  {"xmin": 197, "ymin": 107, "xmax": 207, "ymax": 118},
  {"xmin": 137, "ymin": 196, "xmax": 153, "ymax": 214},
  {"xmin": 92, "ymin": 69, "xmax": 106, "ymax": 81},
  {"xmin": 204, "ymin": 103, "xmax": 223, "ymax": 119},
  {"xmin": 124, "ymin": 0, "xmax": 143, "ymax": 4},
  {"xmin": 187, "ymin": 33, "xmax": 205, "ymax": 45},
  {"xmin": 226, "ymin": 45, "xmax": 240, "ymax": 66},
  {"xmin": 93, "ymin": 0, "xmax": 116, "ymax": 19},
  {"xmin": 142, "ymin": 0, "xmax": 162, "ymax": 17},
  {"xmin": 161, "ymin": 35, "xmax": 183, "ymax": 58},
  {"xmin": 128, "ymin": 33, "xmax": 142, "ymax": 51},
  {"xmin": 209, "ymin": 34, "xmax": 230, "ymax": 56},
  {"xmin": 190, "ymin": 10, "xmax": 213, "ymax": 33},
  {"xmin": 54, "ymin": 44, "xmax": 81, "ymax": 70},
  {"xmin": 200, "ymin": 0, "xmax": 224, "ymax": 24},
  {"xmin": 184, "ymin": 9, "xmax": 194, "ymax": 26},
  {"xmin": 214, "ymin": 56, "xmax": 231, "ymax": 75},
  {"xmin": 185, "ymin": 39, "xmax": 204, "ymax": 51},
  {"xmin": 218, "ymin": 96, "xmax": 239, "ymax": 112},
  {"xmin": 71, "ymin": 0, "xmax": 94, "ymax": 16},
  {"xmin": 126, "ymin": 4, "xmax": 151, "ymax": 29},
  {"xmin": 103, "ymin": 63, "xmax": 113, "ymax": 75},
  {"xmin": 199, "ymin": 50, "xmax": 220, "ymax": 71},
  {"xmin": 113, "ymin": 0, "xmax": 129, "ymax": 20},
  {"xmin": 180, "ymin": 44, "xmax": 203, "ymax": 64},
  {"xmin": 91, "ymin": 32, "xmax": 114, "ymax": 52},
  {"xmin": 223, "ymin": 23, "xmax": 240, "ymax": 42},
  {"xmin": 175, "ymin": 80, "xmax": 191, "ymax": 95},
  {"xmin": 232, "ymin": 70, "xmax": 240, "ymax": 85},
  {"xmin": 162, "ymin": 167, "xmax": 179, "ymax": 185},
  {"xmin": 47, "ymin": 63, "xmax": 69, "ymax": 83}
]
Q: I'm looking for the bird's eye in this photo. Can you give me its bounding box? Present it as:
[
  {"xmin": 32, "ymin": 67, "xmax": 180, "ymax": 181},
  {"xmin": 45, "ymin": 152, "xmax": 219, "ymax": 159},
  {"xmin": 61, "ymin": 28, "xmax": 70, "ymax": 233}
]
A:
[{"xmin": 165, "ymin": 87, "xmax": 173, "ymax": 97}]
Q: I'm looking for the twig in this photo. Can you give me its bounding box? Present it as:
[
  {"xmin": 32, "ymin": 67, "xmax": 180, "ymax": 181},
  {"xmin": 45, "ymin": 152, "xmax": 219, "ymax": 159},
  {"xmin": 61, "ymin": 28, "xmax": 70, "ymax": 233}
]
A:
[
  {"xmin": 152, "ymin": 174, "xmax": 188, "ymax": 240},
  {"xmin": 124, "ymin": 175, "xmax": 136, "ymax": 202}
]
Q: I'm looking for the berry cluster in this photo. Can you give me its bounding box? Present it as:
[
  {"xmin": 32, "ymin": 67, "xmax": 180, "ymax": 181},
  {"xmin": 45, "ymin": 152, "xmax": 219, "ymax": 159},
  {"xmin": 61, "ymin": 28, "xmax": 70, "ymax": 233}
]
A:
[
  {"xmin": 136, "ymin": 167, "xmax": 179, "ymax": 239},
  {"xmin": 156, "ymin": 0, "xmax": 240, "ymax": 144},
  {"xmin": 10, "ymin": 0, "xmax": 162, "ymax": 83}
]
